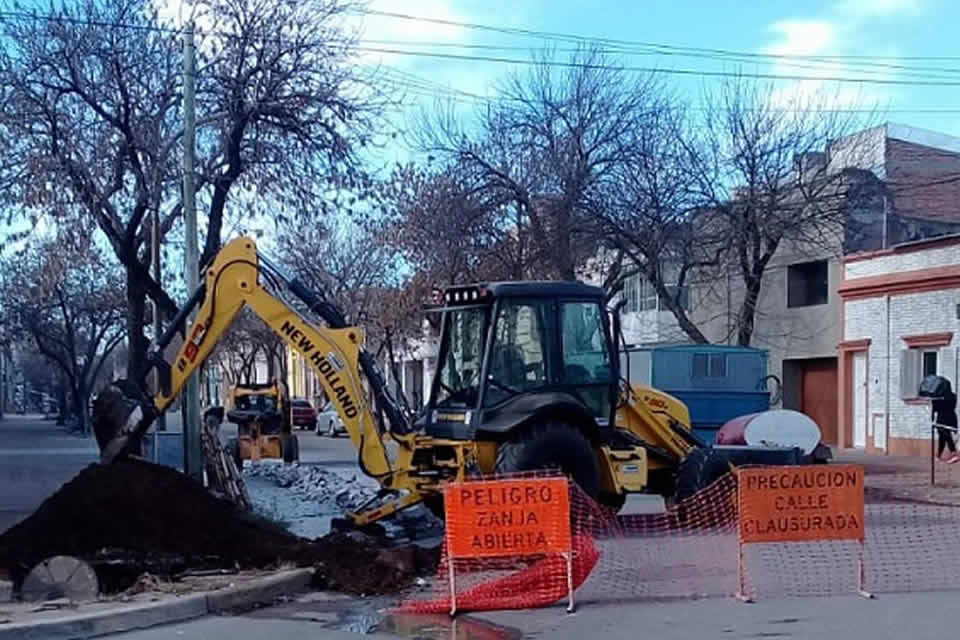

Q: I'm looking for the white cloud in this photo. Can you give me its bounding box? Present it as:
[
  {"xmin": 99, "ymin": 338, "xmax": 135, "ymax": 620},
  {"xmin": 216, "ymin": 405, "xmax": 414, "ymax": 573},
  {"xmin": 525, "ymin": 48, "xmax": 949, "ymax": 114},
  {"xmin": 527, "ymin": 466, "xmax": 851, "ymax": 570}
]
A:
[
  {"xmin": 764, "ymin": 20, "xmax": 835, "ymax": 57},
  {"xmin": 760, "ymin": 20, "xmax": 863, "ymax": 110},
  {"xmin": 349, "ymin": 0, "xmax": 468, "ymax": 67},
  {"xmin": 758, "ymin": 0, "xmax": 918, "ymax": 113},
  {"xmin": 835, "ymin": 0, "xmax": 923, "ymax": 17}
]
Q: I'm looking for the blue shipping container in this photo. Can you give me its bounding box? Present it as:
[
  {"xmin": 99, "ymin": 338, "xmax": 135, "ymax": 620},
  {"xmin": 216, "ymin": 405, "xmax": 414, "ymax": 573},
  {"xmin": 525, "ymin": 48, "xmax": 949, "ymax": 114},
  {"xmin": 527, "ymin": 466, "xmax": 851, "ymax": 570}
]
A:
[{"xmin": 620, "ymin": 343, "xmax": 772, "ymax": 443}]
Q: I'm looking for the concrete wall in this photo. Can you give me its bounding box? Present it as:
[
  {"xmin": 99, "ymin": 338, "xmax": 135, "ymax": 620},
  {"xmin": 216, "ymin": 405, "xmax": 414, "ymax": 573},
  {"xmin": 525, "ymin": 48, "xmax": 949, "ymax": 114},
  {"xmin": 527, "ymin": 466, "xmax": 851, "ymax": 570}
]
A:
[
  {"xmin": 689, "ymin": 238, "xmax": 844, "ymax": 400},
  {"xmin": 619, "ymin": 308, "xmax": 686, "ymax": 345},
  {"xmin": 886, "ymin": 135, "xmax": 960, "ymax": 225}
]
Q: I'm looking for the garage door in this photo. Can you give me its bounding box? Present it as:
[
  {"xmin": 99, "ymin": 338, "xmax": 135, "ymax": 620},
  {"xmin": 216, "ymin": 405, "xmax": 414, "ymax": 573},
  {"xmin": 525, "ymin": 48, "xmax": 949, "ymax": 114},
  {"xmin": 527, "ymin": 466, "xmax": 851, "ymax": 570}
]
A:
[{"xmin": 800, "ymin": 358, "xmax": 839, "ymax": 446}]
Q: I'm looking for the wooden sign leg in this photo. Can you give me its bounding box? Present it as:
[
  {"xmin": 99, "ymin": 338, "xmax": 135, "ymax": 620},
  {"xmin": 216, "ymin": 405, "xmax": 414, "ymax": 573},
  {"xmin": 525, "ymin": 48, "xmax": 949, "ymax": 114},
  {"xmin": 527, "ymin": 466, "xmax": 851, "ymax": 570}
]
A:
[
  {"xmin": 857, "ymin": 540, "xmax": 874, "ymax": 600},
  {"xmin": 564, "ymin": 552, "xmax": 575, "ymax": 613},
  {"xmin": 448, "ymin": 558, "xmax": 458, "ymax": 617},
  {"xmin": 735, "ymin": 540, "xmax": 753, "ymax": 603}
]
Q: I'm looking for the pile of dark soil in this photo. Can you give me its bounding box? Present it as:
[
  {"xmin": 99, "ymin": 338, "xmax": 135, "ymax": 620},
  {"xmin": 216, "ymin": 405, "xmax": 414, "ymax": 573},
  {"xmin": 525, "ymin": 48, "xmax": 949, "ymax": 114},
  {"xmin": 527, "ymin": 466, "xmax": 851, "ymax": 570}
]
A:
[
  {"xmin": 310, "ymin": 531, "xmax": 440, "ymax": 596},
  {"xmin": 0, "ymin": 459, "xmax": 439, "ymax": 596}
]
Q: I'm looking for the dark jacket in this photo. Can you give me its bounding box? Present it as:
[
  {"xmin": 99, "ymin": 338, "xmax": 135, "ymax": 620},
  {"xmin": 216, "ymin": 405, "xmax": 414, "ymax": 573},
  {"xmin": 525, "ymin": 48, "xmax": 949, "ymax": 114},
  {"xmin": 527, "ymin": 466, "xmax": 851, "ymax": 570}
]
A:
[{"xmin": 933, "ymin": 390, "xmax": 958, "ymax": 428}]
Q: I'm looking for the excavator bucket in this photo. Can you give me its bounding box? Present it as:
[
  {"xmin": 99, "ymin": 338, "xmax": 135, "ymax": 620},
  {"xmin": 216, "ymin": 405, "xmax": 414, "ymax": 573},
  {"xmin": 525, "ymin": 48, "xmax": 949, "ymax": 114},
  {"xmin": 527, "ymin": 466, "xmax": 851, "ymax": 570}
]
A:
[{"xmin": 91, "ymin": 380, "xmax": 157, "ymax": 464}]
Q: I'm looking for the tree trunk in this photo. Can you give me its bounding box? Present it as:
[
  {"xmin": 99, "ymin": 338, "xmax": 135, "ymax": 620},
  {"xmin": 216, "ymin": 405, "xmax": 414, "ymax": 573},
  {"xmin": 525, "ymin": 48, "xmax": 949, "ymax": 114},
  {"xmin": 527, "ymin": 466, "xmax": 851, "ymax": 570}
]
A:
[
  {"xmin": 56, "ymin": 375, "xmax": 68, "ymax": 426},
  {"xmin": 737, "ymin": 277, "xmax": 762, "ymax": 346},
  {"xmin": 71, "ymin": 384, "xmax": 89, "ymax": 435},
  {"xmin": 125, "ymin": 269, "xmax": 149, "ymax": 381},
  {"xmin": 266, "ymin": 352, "xmax": 276, "ymax": 381},
  {"xmin": 654, "ymin": 284, "xmax": 710, "ymax": 344},
  {"xmin": 554, "ymin": 206, "xmax": 576, "ymax": 280}
]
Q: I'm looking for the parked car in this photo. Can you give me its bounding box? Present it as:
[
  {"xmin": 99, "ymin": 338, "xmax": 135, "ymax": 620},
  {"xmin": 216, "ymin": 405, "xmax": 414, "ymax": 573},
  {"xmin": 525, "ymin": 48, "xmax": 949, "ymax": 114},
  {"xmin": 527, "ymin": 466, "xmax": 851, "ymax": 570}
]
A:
[
  {"xmin": 290, "ymin": 398, "xmax": 317, "ymax": 431},
  {"xmin": 316, "ymin": 401, "xmax": 346, "ymax": 437}
]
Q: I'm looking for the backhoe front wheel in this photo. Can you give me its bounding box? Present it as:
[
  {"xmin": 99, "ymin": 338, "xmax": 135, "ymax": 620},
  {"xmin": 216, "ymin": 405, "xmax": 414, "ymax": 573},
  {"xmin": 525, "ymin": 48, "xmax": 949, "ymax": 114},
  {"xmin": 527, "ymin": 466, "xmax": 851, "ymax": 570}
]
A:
[
  {"xmin": 494, "ymin": 420, "xmax": 599, "ymax": 501},
  {"xmin": 673, "ymin": 447, "xmax": 732, "ymax": 503}
]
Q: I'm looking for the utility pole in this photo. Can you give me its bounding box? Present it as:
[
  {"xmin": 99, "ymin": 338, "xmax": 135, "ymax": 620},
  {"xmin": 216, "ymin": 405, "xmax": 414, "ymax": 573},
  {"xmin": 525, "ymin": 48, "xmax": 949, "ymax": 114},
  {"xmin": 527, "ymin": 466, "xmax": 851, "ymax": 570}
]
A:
[
  {"xmin": 153, "ymin": 197, "xmax": 166, "ymax": 433},
  {"xmin": 182, "ymin": 24, "xmax": 203, "ymax": 482}
]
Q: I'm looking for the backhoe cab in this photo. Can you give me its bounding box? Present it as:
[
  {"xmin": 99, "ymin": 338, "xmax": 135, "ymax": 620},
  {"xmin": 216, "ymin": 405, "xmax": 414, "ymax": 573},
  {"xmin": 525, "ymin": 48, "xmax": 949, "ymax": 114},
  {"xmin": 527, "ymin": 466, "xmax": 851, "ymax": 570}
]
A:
[{"xmin": 416, "ymin": 282, "xmax": 645, "ymax": 507}]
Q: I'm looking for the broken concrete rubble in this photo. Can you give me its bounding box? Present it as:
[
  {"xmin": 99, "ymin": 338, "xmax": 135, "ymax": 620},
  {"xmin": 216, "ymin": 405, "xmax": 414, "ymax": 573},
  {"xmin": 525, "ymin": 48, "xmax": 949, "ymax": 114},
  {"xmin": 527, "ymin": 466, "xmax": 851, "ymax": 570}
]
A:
[{"xmin": 242, "ymin": 463, "xmax": 378, "ymax": 513}]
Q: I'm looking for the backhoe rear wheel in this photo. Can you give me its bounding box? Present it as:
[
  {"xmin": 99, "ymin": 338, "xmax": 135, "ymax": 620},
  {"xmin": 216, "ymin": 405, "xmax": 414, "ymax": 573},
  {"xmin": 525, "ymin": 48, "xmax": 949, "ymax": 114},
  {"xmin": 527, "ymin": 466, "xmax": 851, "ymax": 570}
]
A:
[{"xmin": 494, "ymin": 420, "xmax": 600, "ymax": 501}]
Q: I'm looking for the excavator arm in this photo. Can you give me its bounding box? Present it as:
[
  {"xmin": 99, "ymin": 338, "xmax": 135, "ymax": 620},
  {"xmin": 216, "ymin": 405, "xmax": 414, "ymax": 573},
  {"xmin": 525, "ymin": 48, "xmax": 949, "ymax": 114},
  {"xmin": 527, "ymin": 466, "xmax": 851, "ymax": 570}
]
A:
[{"xmin": 94, "ymin": 237, "xmax": 409, "ymax": 485}]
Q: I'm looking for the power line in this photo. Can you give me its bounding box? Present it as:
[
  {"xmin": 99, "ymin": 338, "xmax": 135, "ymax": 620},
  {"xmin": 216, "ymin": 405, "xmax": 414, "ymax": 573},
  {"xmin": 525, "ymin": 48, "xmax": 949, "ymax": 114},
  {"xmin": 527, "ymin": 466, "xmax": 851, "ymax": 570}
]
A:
[
  {"xmin": 0, "ymin": 9, "xmax": 180, "ymax": 34},
  {"xmin": 356, "ymin": 38, "xmax": 960, "ymax": 81},
  {"xmin": 353, "ymin": 46, "xmax": 960, "ymax": 87},
  {"xmin": 371, "ymin": 67, "xmax": 960, "ymax": 114},
  {"xmin": 357, "ymin": 9, "xmax": 960, "ymax": 70},
  {"xmin": 6, "ymin": 9, "xmax": 960, "ymax": 88}
]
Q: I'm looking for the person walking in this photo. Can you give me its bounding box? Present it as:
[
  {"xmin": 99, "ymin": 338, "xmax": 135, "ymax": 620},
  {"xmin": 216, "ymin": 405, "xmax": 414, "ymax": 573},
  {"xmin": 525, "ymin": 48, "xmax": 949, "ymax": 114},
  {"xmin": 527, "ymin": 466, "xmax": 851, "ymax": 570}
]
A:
[{"xmin": 933, "ymin": 379, "xmax": 959, "ymax": 463}]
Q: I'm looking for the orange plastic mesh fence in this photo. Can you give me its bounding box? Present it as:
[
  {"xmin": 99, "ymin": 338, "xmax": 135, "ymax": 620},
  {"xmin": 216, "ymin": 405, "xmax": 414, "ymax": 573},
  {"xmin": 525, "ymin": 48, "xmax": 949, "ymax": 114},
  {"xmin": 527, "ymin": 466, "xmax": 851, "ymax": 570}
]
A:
[
  {"xmin": 398, "ymin": 469, "xmax": 738, "ymax": 613},
  {"xmin": 397, "ymin": 468, "xmax": 960, "ymax": 613}
]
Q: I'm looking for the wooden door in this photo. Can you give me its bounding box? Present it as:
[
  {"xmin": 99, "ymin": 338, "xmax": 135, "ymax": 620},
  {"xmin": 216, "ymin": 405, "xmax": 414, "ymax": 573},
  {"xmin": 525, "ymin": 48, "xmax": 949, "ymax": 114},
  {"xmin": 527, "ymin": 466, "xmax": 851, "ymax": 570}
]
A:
[{"xmin": 800, "ymin": 358, "xmax": 840, "ymax": 446}]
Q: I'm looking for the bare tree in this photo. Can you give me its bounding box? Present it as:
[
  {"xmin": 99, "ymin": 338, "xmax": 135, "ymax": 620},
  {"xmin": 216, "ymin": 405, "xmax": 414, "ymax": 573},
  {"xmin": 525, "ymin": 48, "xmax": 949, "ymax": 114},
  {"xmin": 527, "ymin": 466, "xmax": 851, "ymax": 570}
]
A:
[
  {"xmin": 377, "ymin": 163, "xmax": 502, "ymax": 283},
  {"xmin": 278, "ymin": 214, "xmax": 405, "ymax": 348},
  {"xmin": 0, "ymin": 0, "xmax": 385, "ymax": 378},
  {"xmin": 418, "ymin": 46, "xmax": 663, "ymax": 282},
  {"xmin": 685, "ymin": 78, "xmax": 873, "ymax": 345},
  {"xmin": 589, "ymin": 99, "xmax": 718, "ymax": 342},
  {"xmin": 206, "ymin": 308, "xmax": 285, "ymax": 396},
  {"xmin": 0, "ymin": 234, "xmax": 126, "ymax": 432}
]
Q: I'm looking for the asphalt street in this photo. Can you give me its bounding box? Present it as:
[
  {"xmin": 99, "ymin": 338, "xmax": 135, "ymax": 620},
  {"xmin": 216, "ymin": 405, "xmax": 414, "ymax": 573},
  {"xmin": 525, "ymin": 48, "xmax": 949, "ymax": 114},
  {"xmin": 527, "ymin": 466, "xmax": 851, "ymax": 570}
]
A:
[
  {"xmin": 0, "ymin": 414, "xmax": 98, "ymax": 532},
  {"xmin": 0, "ymin": 412, "xmax": 364, "ymax": 534},
  {"xmin": 107, "ymin": 589, "xmax": 958, "ymax": 640}
]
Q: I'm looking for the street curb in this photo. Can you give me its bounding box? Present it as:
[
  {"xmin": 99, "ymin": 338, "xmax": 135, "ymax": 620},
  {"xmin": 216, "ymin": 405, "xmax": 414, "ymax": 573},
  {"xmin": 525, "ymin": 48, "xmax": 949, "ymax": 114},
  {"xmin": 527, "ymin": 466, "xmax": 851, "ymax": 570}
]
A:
[
  {"xmin": 206, "ymin": 568, "xmax": 313, "ymax": 613},
  {"xmin": 0, "ymin": 568, "xmax": 314, "ymax": 640},
  {"xmin": 0, "ymin": 594, "xmax": 209, "ymax": 640}
]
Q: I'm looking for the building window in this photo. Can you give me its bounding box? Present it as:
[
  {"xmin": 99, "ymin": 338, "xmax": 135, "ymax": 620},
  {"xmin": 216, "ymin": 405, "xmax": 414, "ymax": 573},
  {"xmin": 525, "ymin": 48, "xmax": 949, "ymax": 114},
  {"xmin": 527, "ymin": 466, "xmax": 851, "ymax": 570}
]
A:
[
  {"xmin": 922, "ymin": 349, "xmax": 939, "ymax": 378},
  {"xmin": 622, "ymin": 274, "xmax": 689, "ymax": 313},
  {"xmin": 901, "ymin": 347, "xmax": 940, "ymax": 398},
  {"xmin": 692, "ymin": 353, "xmax": 727, "ymax": 378},
  {"xmin": 787, "ymin": 260, "xmax": 829, "ymax": 308}
]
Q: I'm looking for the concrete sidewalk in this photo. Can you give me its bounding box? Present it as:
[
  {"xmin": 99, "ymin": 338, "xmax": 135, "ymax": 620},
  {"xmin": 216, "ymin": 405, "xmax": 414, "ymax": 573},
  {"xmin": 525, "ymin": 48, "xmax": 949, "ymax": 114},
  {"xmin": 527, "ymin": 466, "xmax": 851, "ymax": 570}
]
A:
[
  {"xmin": 0, "ymin": 569, "xmax": 314, "ymax": 640},
  {"xmin": 833, "ymin": 447, "xmax": 960, "ymax": 505}
]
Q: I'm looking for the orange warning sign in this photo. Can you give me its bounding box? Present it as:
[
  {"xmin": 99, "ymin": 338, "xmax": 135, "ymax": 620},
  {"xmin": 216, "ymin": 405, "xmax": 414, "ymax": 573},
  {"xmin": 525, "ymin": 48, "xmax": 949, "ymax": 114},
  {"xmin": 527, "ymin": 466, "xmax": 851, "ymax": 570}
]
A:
[
  {"xmin": 444, "ymin": 477, "xmax": 572, "ymax": 559},
  {"xmin": 738, "ymin": 465, "xmax": 864, "ymax": 544}
]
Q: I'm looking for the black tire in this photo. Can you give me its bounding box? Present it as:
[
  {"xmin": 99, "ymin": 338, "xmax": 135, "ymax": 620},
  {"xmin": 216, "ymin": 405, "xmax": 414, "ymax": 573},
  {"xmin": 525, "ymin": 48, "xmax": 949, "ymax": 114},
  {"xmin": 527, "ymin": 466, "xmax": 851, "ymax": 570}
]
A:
[
  {"xmin": 494, "ymin": 420, "xmax": 600, "ymax": 500},
  {"xmin": 599, "ymin": 492, "xmax": 626, "ymax": 513},
  {"xmin": 423, "ymin": 495, "xmax": 445, "ymax": 521},
  {"xmin": 673, "ymin": 447, "xmax": 732, "ymax": 503},
  {"xmin": 282, "ymin": 434, "xmax": 300, "ymax": 463}
]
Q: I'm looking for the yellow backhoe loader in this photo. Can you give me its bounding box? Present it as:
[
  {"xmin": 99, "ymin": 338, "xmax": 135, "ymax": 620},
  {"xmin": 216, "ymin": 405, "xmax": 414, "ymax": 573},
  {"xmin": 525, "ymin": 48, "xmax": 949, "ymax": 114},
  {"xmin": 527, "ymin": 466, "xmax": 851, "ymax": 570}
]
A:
[
  {"xmin": 225, "ymin": 380, "xmax": 298, "ymax": 466},
  {"xmin": 92, "ymin": 236, "xmax": 808, "ymax": 527}
]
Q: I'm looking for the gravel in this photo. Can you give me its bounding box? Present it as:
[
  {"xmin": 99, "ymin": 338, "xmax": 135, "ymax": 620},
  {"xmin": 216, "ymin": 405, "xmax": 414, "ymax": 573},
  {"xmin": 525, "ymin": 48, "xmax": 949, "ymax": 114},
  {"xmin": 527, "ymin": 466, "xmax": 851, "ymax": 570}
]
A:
[
  {"xmin": 243, "ymin": 463, "xmax": 378, "ymax": 512},
  {"xmin": 241, "ymin": 462, "xmax": 444, "ymax": 544}
]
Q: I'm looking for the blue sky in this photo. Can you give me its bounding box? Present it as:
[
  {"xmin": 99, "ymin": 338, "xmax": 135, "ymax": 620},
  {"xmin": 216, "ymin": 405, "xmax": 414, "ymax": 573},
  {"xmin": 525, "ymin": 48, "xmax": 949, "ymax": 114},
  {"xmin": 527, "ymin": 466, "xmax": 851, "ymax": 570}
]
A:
[
  {"xmin": 354, "ymin": 0, "xmax": 960, "ymax": 159},
  {"xmin": 8, "ymin": 0, "xmax": 958, "ymax": 266}
]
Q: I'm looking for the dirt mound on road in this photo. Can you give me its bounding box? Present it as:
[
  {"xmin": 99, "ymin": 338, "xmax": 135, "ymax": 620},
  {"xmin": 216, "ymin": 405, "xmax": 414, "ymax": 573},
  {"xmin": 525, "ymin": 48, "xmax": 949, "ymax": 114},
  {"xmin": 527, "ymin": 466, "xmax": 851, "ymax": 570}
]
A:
[
  {"xmin": 0, "ymin": 459, "xmax": 438, "ymax": 595},
  {"xmin": 310, "ymin": 531, "xmax": 440, "ymax": 596}
]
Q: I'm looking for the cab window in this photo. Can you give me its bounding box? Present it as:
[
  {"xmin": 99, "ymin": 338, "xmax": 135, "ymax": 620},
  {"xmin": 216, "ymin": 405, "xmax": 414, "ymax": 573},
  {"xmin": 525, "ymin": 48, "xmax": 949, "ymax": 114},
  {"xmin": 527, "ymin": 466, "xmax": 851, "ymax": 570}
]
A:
[
  {"xmin": 561, "ymin": 301, "xmax": 613, "ymax": 417},
  {"xmin": 485, "ymin": 301, "xmax": 551, "ymax": 405}
]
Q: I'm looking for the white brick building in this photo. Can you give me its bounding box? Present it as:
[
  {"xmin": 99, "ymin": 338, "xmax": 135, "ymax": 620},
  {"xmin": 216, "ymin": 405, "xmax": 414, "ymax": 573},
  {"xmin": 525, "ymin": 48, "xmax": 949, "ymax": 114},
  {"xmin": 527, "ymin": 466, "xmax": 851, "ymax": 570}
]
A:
[{"xmin": 838, "ymin": 234, "xmax": 960, "ymax": 455}]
